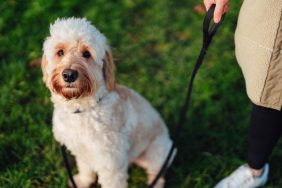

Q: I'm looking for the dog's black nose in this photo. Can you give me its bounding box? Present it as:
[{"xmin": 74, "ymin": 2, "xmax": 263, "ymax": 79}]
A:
[{"xmin": 62, "ymin": 69, "xmax": 78, "ymax": 83}]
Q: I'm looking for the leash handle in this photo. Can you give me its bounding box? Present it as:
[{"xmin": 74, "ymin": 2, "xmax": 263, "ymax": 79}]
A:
[
  {"xmin": 148, "ymin": 4, "xmax": 225, "ymax": 188},
  {"xmin": 203, "ymin": 4, "xmax": 225, "ymax": 50}
]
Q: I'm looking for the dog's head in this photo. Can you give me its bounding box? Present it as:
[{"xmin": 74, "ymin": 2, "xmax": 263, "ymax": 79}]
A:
[{"xmin": 42, "ymin": 17, "xmax": 116, "ymax": 100}]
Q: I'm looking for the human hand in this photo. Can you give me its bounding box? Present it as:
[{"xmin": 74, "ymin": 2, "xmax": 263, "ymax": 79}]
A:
[{"xmin": 204, "ymin": 0, "xmax": 229, "ymax": 23}]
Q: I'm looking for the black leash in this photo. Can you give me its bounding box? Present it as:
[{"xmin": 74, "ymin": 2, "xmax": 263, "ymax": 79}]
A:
[
  {"xmin": 60, "ymin": 4, "xmax": 225, "ymax": 188},
  {"xmin": 148, "ymin": 4, "xmax": 225, "ymax": 188},
  {"xmin": 61, "ymin": 145, "xmax": 78, "ymax": 188}
]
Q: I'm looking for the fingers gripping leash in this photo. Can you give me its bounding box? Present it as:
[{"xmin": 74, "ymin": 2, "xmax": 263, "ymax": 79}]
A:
[{"xmin": 60, "ymin": 4, "xmax": 225, "ymax": 188}]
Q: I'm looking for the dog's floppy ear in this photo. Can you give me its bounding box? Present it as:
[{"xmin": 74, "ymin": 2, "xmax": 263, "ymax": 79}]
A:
[
  {"xmin": 102, "ymin": 50, "xmax": 116, "ymax": 91},
  {"xmin": 41, "ymin": 54, "xmax": 48, "ymax": 85}
]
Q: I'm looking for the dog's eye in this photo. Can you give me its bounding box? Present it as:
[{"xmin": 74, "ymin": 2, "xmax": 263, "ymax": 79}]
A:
[
  {"xmin": 82, "ymin": 50, "xmax": 91, "ymax": 58},
  {"xmin": 57, "ymin": 50, "xmax": 64, "ymax": 57}
]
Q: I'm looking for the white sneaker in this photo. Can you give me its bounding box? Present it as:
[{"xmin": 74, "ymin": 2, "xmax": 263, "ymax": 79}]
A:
[{"xmin": 214, "ymin": 164, "xmax": 269, "ymax": 188}]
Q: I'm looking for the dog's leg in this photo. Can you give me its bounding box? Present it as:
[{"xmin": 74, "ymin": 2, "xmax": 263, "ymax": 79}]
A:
[
  {"xmin": 96, "ymin": 154, "xmax": 129, "ymax": 188},
  {"xmin": 134, "ymin": 134, "xmax": 176, "ymax": 188},
  {"xmin": 69, "ymin": 158, "xmax": 97, "ymax": 188},
  {"xmin": 98, "ymin": 169, "xmax": 128, "ymax": 188}
]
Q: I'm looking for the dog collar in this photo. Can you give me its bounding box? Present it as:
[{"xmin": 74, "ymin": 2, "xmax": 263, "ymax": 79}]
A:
[
  {"xmin": 73, "ymin": 109, "xmax": 83, "ymax": 113},
  {"xmin": 72, "ymin": 95, "xmax": 103, "ymax": 114}
]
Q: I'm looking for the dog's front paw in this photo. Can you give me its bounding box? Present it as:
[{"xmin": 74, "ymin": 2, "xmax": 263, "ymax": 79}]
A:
[{"xmin": 68, "ymin": 174, "xmax": 96, "ymax": 188}]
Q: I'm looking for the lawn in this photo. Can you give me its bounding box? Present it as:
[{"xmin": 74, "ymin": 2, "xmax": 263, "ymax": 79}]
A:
[{"xmin": 1, "ymin": 0, "xmax": 282, "ymax": 188}]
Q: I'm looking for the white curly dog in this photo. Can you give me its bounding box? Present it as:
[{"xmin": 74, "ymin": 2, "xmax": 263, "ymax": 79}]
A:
[{"xmin": 42, "ymin": 17, "xmax": 176, "ymax": 188}]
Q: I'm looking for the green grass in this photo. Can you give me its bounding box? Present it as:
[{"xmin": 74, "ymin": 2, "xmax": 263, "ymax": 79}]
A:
[{"xmin": 1, "ymin": 0, "xmax": 282, "ymax": 187}]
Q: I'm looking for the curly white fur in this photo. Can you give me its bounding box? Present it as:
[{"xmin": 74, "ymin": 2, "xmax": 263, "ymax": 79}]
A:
[{"xmin": 42, "ymin": 17, "xmax": 176, "ymax": 188}]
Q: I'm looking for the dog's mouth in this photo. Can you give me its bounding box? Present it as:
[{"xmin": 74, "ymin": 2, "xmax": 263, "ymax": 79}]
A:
[
  {"xmin": 62, "ymin": 86, "xmax": 79, "ymax": 90},
  {"xmin": 65, "ymin": 83, "xmax": 76, "ymax": 88},
  {"xmin": 60, "ymin": 84, "xmax": 81, "ymax": 98},
  {"xmin": 61, "ymin": 83, "xmax": 79, "ymax": 91},
  {"xmin": 62, "ymin": 84, "xmax": 80, "ymax": 92},
  {"xmin": 59, "ymin": 86, "xmax": 82, "ymax": 100}
]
